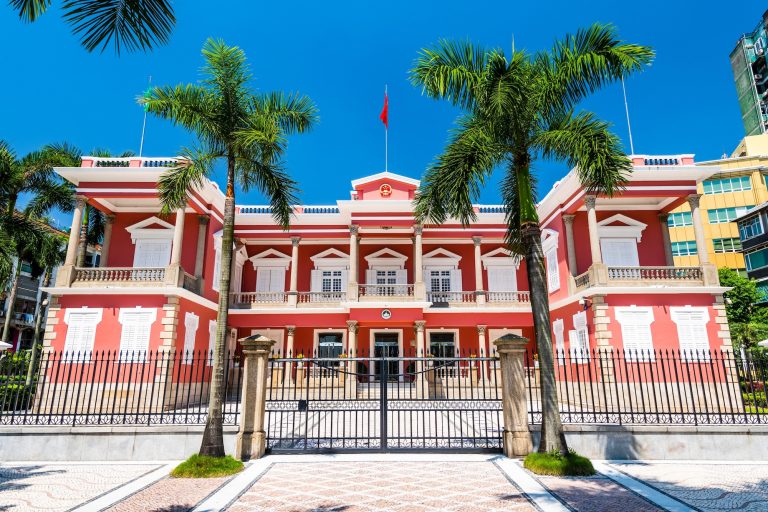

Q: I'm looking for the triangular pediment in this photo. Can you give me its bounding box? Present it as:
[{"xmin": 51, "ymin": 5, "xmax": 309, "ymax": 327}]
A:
[
  {"xmin": 481, "ymin": 247, "xmax": 522, "ymax": 269},
  {"xmin": 126, "ymin": 216, "xmax": 175, "ymax": 243},
  {"xmin": 365, "ymin": 248, "xmax": 408, "ymax": 261},
  {"xmin": 351, "ymin": 171, "xmax": 420, "ymax": 188},
  {"xmin": 423, "ymin": 248, "xmax": 462, "ymax": 260},
  {"xmin": 597, "ymin": 214, "xmax": 647, "ymax": 241},
  {"xmin": 126, "ymin": 216, "xmax": 174, "ymax": 231},
  {"xmin": 310, "ymin": 248, "xmax": 349, "ymax": 261},
  {"xmin": 597, "ymin": 214, "xmax": 647, "ymax": 228},
  {"xmin": 250, "ymin": 248, "xmax": 291, "ymax": 268},
  {"xmin": 251, "ymin": 248, "xmax": 291, "ymax": 260}
]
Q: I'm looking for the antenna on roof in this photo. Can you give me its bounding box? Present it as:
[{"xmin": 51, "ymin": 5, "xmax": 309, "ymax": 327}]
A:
[
  {"xmin": 139, "ymin": 76, "xmax": 152, "ymax": 158},
  {"xmin": 621, "ymin": 77, "xmax": 635, "ymax": 155}
]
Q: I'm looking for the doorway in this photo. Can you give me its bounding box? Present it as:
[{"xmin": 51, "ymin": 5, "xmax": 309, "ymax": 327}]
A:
[{"xmin": 374, "ymin": 332, "xmax": 399, "ymax": 380}]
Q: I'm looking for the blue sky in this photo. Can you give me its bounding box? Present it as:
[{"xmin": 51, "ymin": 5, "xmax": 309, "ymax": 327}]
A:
[{"xmin": 0, "ymin": 1, "xmax": 764, "ymax": 228}]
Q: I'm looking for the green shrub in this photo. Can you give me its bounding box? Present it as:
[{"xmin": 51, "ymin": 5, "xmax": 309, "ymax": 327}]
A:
[
  {"xmin": 0, "ymin": 383, "xmax": 34, "ymax": 411},
  {"xmin": 523, "ymin": 450, "xmax": 595, "ymax": 476},
  {"xmin": 170, "ymin": 454, "xmax": 244, "ymax": 478}
]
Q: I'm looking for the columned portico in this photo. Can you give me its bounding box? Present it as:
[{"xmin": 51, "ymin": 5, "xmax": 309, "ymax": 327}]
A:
[
  {"xmin": 688, "ymin": 194, "xmax": 709, "ymax": 264},
  {"xmin": 348, "ymin": 226, "xmax": 359, "ymax": 301},
  {"xmin": 413, "ymin": 225, "xmax": 425, "ymax": 300},
  {"xmin": 99, "ymin": 214, "xmax": 115, "ymax": 267},
  {"xmin": 658, "ymin": 213, "xmax": 675, "ymax": 266},
  {"xmin": 562, "ymin": 214, "xmax": 577, "ymax": 276},
  {"xmin": 585, "ymin": 195, "xmax": 602, "ymax": 265},
  {"xmin": 288, "ymin": 237, "xmax": 300, "ymax": 306},
  {"xmin": 56, "ymin": 195, "xmax": 87, "ymax": 286},
  {"xmin": 473, "ymin": 237, "xmax": 486, "ymax": 304}
]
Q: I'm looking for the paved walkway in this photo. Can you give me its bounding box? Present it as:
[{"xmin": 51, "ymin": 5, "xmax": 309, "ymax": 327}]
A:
[{"xmin": 4, "ymin": 456, "xmax": 768, "ymax": 511}]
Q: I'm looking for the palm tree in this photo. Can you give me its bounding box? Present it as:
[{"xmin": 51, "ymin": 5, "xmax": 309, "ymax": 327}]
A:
[
  {"xmin": 141, "ymin": 38, "xmax": 318, "ymax": 457},
  {"xmin": 26, "ymin": 229, "xmax": 67, "ymax": 386},
  {"xmin": 0, "ymin": 142, "xmax": 75, "ymax": 344},
  {"xmin": 409, "ymin": 24, "xmax": 653, "ymax": 454},
  {"xmin": 9, "ymin": 0, "xmax": 175, "ymax": 54}
]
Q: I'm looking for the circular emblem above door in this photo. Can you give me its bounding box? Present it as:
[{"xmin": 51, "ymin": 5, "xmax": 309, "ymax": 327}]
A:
[
  {"xmin": 381, "ymin": 309, "xmax": 392, "ymax": 320},
  {"xmin": 379, "ymin": 183, "xmax": 392, "ymax": 197}
]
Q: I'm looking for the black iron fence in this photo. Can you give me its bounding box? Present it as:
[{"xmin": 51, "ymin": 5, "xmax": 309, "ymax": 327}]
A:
[
  {"xmin": 531, "ymin": 349, "xmax": 768, "ymax": 425},
  {"xmin": 1, "ymin": 347, "xmax": 767, "ymax": 431},
  {"xmin": 0, "ymin": 350, "xmax": 242, "ymax": 426}
]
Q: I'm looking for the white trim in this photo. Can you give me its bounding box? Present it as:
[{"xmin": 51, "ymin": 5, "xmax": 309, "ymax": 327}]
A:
[
  {"xmin": 350, "ymin": 171, "xmax": 421, "ymax": 188},
  {"xmin": 422, "ymin": 248, "xmax": 462, "ymax": 269},
  {"xmin": 125, "ymin": 216, "xmax": 175, "ymax": 243},
  {"xmin": 481, "ymin": 247, "xmax": 522, "ymax": 269},
  {"xmin": 670, "ymin": 306, "xmax": 711, "ymax": 359},
  {"xmin": 597, "ymin": 214, "xmax": 648, "ymax": 242},
  {"xmin": 183, "ymin": 312, "xmax": 199, "ymax": 358},
  {"xmin": 63, "ymin": 307, "xmax": 104, "ymax": 355},
  {"xmin": 425, "ymin": 328, "xmax": 461, "ymax": 353},
  {"xmin": 310, "ymin": 248, "xmax": 350, "ymax": 270},
  {"xmin": 365, "ymin": 248, "xmax": 408, "ymax": 269},
  {"xmin": 369, "ymin": 328, "xmax": 404, "ymax": 379},
  {"xmin": 614, "ymin": 306, "xmax": 655, "ymax": 360},
  {"xmin": 313, "ymin": 329, "xmax": 348, "ymax": 354}
]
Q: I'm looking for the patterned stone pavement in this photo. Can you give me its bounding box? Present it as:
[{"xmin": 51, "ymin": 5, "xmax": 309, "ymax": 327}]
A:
[
  {"xmin": 227, "ymin": 461, "xmax": 535, "ymax": 512},
  {"xmin": 106, "ymin": 476, "xmax": 229, "ymax": 512},
  {"xmin": 608, "ymin": 462, "xmax": 768, "ymax": 512},
  {"xmin": 536, "ymin": 474, "xmax": 663, "ymax": 512},
  {"xmin": 0, "ymin": 463, "xmax": 161, "ymax": 512}
]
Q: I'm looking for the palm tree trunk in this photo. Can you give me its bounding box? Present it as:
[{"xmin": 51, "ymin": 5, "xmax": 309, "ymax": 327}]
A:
[
  {"xmin": 199, "ymin": 153, "xmax": 237, "ymax": 458},
  {"xmin": 1, "ymin": 260, "xmax": 21, "ymax": 344},
  {"xmin": 76, "ymin": 205, "xmax": 89, "ymax": 267},
  {"xmin": 26, "ymin": 268, "xmax": 51, "ymax": 386},
  {"xmin": 515, "ymin": 157, "xmax": 568, "ymax": 456}
]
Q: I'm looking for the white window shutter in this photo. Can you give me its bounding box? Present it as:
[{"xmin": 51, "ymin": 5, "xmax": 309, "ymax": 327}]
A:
[
  {"xmin": 395, "ymin": 269, "xmax": 408, "ymax": 285},
  {"xmin": 311, "ymin": 270, "xmax": 322, "ymax": 292},
  {"xmin": 488, "ymin": 268, "xmax": 517, "ymax": 292},
  {"xmin": 64, "ymin": 311, "xmax": 101, "ymax": 356},
  {"xmin": 207, "ymin": 320, "xmax": 217, "ymax": 366},
  {"xmin": 568, "ymin": 330, "xmax": 579, "ymax": 358},
  {"xmin": 212, "ymin": 249, "xmax": 222, "ymax": 292},
  {"xmin": 553, "ymin": 319, "xmax": 565, "ymax": 354},
  {"xmin": 270, "ymin": 268, "xmax": 286, "ymax": 292},
  {"xmin": 339, "ymin": 269, "xmax": 348, "ymax": 288},
  {"xmin": 672, "ymin": 308, "xmax": 710, "ymax": 360},
  {"xmin": 546, "ymin": 249, "xmax": 560, "ymax": 291},
  {"xmin": 366, "ymin": 269, "xmax": 376, "ymax": 285},
  {"xmin": 255, "ymin": 268, "xmax": 270, "ymax": 292},
  {"xmin": 449, "ymin": 269, "xmax": 462, "ymax": 292}
]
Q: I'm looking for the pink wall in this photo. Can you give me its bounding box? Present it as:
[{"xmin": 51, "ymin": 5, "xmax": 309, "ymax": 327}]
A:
[{"xmin": 355, "ymin": 178, "xmax": 417, "ymax": 200}]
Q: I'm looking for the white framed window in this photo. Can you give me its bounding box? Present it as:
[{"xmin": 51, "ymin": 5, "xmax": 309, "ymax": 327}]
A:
[
  {"xmin": 207, "ymin": 320, "xmax": 217, "ymax": 366},
  {"xmin": 256, "ymin": 267, "xmax": 286, "ymax": 292},
  {"xmin": 553, "ymin": 319, "xmax": 565, "ymax": 361},
  {"xmin": 487, "ymin": 267, "xmax": 517, "ymax": 292},
  {"xmin": 309, "ymin": 248, "xmax": 350, "ymax": 300},
  {"xmin": 127, "ymin": 216, "xmax": 175, "ymax": 268},
  {"xmin": 740, "ymin": 215, "xmax": 764, "ymax": 240},
  {"xmin": 545, "ymin": 249, "xmax": 560, "ymax": 292},
  {"xmin": 615, "ymin": 306, "xmax": 654, "ymax": 361},
  {"xmin": 322, "ymin": 270, "xmax": 344, "ymax": 292},
  {"xmin": 212, "ymin": 236, "xmax": 222, "ymax": 292},
  {"xmin": 183, "ymin": 312, "xmax": 199, "ymax": 360},
  {"xmin": 671, "ymin": 307, "xmax": 711, "ymax": 361},
  {"xmin": 63, "ymin": 308, "xmax": 103, "ymax": 357},
  {"xmin": 118, "ymin": 308, "xmax": 157, "ymax": 361},
  {"xmin": 570, "ymin": 311, "xmax": 589, "ymax": 360}
]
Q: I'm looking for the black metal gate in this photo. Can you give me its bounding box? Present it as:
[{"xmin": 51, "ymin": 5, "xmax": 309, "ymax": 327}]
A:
[{"xmin": 265, "ymin": 355, "xmax": 502, "ymax": 453}]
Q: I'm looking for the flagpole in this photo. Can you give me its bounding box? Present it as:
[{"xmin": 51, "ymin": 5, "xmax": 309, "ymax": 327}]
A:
[
  {"xmin": 621, "ymin": 77, "xmax": 635, "ymax": 155},
  {"xmin": 139, "ymin": 76, "xmax": 152, "ymax": 157},
  {"xmin": 384, "ymin": 84, "xmax": 388, "ymax": 172}
]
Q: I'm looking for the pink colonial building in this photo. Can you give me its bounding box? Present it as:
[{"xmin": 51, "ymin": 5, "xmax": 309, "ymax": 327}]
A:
[{"xmin": 43, "ymin": 154, "xmax": 731, "ymax": 365}]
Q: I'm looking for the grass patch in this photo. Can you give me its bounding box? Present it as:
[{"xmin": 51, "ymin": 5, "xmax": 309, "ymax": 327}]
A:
[
  {"xmin": 170, "ymin": 454, "xmax": 244, "ymax": 478},
  {"xmin": 523, "ymin": 450, "xmax": 595, "ymax": 477}
]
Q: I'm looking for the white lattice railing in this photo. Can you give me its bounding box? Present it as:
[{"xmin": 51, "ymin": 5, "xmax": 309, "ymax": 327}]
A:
[
  {"xmin": 427, "ymin": 291, "xmax": 476, "ymax": 303},
  {"xmin": 607, "ymin": 266, "xmax": 703, "ymax": 281},
  {"xmin": 486, "ymin": 291, "xmax": 531, "ymax": 303},
  {"xmin": 358, "ymin": 284, "xmax": 414, "ymax": 297},
  {"xmin": 297, "ymin": 291, "xmax": 346, "ymax": 303},
  {"xmin": 231, "ymin": 292, "xmax": 288, "ymax": 304},
  {"xmin": 73, "ymin": 267, "xmax": 166, "ymax": 283}
]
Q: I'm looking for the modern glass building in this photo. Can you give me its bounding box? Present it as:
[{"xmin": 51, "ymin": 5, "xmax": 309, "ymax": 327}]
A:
[{"xmin": 730, "ymin": 10, "xmax": 768, "ymax": 136}]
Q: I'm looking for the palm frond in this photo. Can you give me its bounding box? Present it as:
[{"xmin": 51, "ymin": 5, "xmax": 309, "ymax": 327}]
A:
[
  {"xmin": 415, "ymin": 116, "xmax": 504, "ymax": 226},
  {"xmin": 158, "ymin": 145, "xmax": 220, "ymax": 213},
  {"xmin": 536, "ymin": 23, "xmax": 654, "ymax": 115},
  {"xmin": 201, "ymin": 38, "xmax": 252, "ymax": 101},
  {"xmin": 24, "ymin": 180, "xmax": 76, "ymax": 217},
  {"xmin": 9, "ymin": 0, "xmax": 50, "ymax": 22},
  {"xmin": 500, "ymin": 163, "xmax": 539, "ymax": 254},
  {"xmin": 534, "ymin": 110, "xmax": 631, "ymax": 196},
  {"xmin": 409, "ymin": 39, "xmax": 488, "ymax": 110},
  {"xmin": 140, "ymin": 84, "xmax": 219, "ymax": 142},
  {"xmin": 43, "ymin": 142, "xmax": 83, "ymax": 166},
  {"xmin": 236, "ymin": 156, "xmax": 299, "ymax": 229},
  {"xmin": 251, "ymin": 92, "xmax": 319, "ymax": 135},
  {"xmin": 87, "ymin": 206, "xmax": 105, "ymax": 245},
  {"xmin": 61, "ymin": 0, "xmax": 175, "ymax": 54}
]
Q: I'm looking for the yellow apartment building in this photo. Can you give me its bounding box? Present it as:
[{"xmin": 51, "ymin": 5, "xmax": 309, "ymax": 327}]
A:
[{"xmin": 667, "ymin": 135, "xmax": 768, "ymax": 272}]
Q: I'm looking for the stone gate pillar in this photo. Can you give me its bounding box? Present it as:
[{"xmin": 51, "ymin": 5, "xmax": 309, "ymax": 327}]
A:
[
  {"xmin": 494, "ymin": 333, "xmax": 533, "ymax": 457},
  {"xmin": 235, "ymin": 334, "xmax": 275, "ymax": 461}
]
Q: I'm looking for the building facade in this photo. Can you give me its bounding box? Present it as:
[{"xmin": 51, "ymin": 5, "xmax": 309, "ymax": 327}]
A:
[
  {"xmin": 735, "ymin": 201, "xmax": 768, "ymax": 294},
  {"xmin": 731, "ymin": 9, "xmax": 768, "ymax": 136},
  {"xmin": 41, "ymin": 154, "xmax": 731, "ymax": 373},
  {"xmin": 667, "ymin": 135, "xmax": 768, "ymax": 272}
]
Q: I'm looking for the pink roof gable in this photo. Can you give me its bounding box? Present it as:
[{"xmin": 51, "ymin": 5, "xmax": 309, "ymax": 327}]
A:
[{"xmin": 350, "ymin": 171, "xmax": 420, "ymax": 201}]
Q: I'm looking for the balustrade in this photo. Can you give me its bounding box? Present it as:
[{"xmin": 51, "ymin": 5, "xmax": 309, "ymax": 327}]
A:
[
  {"xmin": 358, "ymin": 284, "xmax": 414, "ymax": 297},
  {"xmin": 73, "ymin": 267, "xmax": 166, "ymax": 283},
  {"xmin": 486, "ymin": 291, "xmax": 531, "ymax": 303}
]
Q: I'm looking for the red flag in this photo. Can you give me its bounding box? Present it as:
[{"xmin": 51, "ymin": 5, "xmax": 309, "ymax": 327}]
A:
[{"xmin": 379, "ymin": 92, "xmax": 389, "ymax": 129}]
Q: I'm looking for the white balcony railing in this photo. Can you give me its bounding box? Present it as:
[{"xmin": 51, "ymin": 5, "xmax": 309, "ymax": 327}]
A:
[
  {"xmin": 574, "ymin": 265, "xmax": 706, "ymax": 291},
  {"xmin": 297, "ymin": 291, "xmax": 346, "ymax": 303},
  {"xmin": 358, "ymin": 284, "xmax": 414, "ymax": 298},
  {"xmin": 486, "ymin": 291, "xmax": 531, "ymax": 303},
  {"xmin": 231, "ymin": 291, "xmax": 288, "ymax": 304},
  {"xmin": 427, "ymin": 291, "xmax": 476, "ymax": 303},
  {"xmin": 73, "ymin": 267, "xmax": 166, "ymax": 284}
]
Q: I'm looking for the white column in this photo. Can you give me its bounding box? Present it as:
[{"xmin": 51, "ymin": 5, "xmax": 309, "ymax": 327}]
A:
[
  {"xmin": 99, "ymin": 215, "xmax": 115, "ymax": 267},
  {"xmin": 473, "ymin": 236, "xmax": 486, "ymax": 305},
  {"xmin": 284, "ymin": 325, "xmax": 296, "ymax": 383},
  {"xmin": 348, "ymin": 226, "xmax": 359, "ymax": 300},
  {"xmin": 477, "ymin": 324, "xmax": 488, "ymax": 381},
  {"xmin": 414, "ymin": 225, "xmax": 425, "ymax": 300},
  {"xmin": 194, "ymin": 215, "xmax": 209, "ymax": 279},
  {"xmin": 346, "ymin": 320, "xmax": 358, "ymax": 355},
  {"xmin": 585, "ymin": 195, "xmax": 602, "ymax": 265},
  {"xmin": 562, "ymin": 214, "xmax": 578, "ymax": 276},
  {"xmin": 414, "ymin": 320, "xmax": 428, "ymax": 397},
  {"xmin": 688, "ymin": 194, "xmax": 710, "ymax": 264},
  {"xmin": 65, "ymin": 196, "xmax": 87, "ymax": 266},
  {"xmin": 288, "ymin": 237, "xmax": 300, "ymax": 306},
  {"xmin": 658, "ymin": 213, "xmax": 675, "ymax": 266},
  {"xmin": 170, "ymin": 207, "xmax": 185, "ymax": 266}
]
